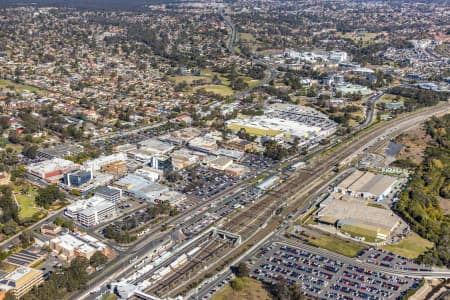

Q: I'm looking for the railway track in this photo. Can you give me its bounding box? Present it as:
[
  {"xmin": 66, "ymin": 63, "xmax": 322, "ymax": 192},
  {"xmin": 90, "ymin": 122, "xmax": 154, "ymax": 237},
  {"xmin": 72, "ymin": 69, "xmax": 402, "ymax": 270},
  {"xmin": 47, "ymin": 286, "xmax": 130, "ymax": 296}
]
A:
[
  {"xmin": 149, "ymin": 238, "xmax": 232, "ymax": 296},
  {"xmin": 223, "ymin": 196, "xmax": 280, "ymax": 238}
]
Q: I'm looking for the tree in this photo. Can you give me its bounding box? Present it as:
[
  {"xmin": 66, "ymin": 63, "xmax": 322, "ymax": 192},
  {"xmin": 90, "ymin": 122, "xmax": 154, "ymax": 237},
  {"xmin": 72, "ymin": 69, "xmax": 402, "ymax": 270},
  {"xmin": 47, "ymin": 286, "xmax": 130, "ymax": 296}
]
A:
[
  {"xmin": 264, "ymin": 139, "xmax": 288, "ymax": 160},
  {"xmin": 272, "ymin": 276, "xmax": 290, "ymax": 300},
  {"xmin": 35, "ymin": 185, "xmax": 66, "ymax": 208},
  {"xmin": 53, "ymin": 216, "xmax": 65, "ymax": 226},
  {"xmin": 8, "ymin": 131, "xmax": 20, "ymax": 144},
  {"xmin": 230, "ymin": 278, "xmax": 244, "ymax": 291},
  {"xmin": 22, "ymin": 144, "xmax": 38, "ymax": 159},
  {"xmin": 66, "ymin": 257, "xmax": 89, "ymax": 291},
  {"xmin": 0, "ymin": 186, "xmax": 19, "ymax": 224},
  {"xmin": 231, "ymin": 77, "xmax": 248, "ymax": 91},
  {"xmin": 0, "ymin": 116, "xmax": 9, "ymax": 131},
  {"xmin": 89, "ymin": 251, "xmax": 108, "ymax": 268},
  {"xmin": 19, "ymin": 230, "xmax": 34, "ymax": 247},
  {"xmin": 236, "ymin": 262, "xmax": 250, "ymax": 277},
  {"xmin": 393, "ymin": 114, "xmax": 450, "ymax": 268},
  {"xmin": 2, "ymin": 219, "xmax": 18, "ymax": 235}
]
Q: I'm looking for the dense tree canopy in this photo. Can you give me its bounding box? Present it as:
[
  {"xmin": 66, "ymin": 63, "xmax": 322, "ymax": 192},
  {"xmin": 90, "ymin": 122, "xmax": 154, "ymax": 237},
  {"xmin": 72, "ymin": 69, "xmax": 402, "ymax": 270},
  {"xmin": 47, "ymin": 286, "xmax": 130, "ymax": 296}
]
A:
[
  {"xmin": 35, "ymin": 185, "xmax": 66, "ymax": 208},
  {"xmin": 23, "ymin": 256, "xmax": 90, "ymax": 299},
  {"xmin": 393, "ymin": 115, "xmax": 450, "ymax": 267}
]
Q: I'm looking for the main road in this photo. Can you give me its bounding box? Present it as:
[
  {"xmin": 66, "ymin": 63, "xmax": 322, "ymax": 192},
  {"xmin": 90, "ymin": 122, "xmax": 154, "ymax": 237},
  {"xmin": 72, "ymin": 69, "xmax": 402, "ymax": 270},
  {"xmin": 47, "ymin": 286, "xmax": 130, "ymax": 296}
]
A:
[{"xmin": 220, "ymin": 9, "xmax": 277, "ymax": 100}]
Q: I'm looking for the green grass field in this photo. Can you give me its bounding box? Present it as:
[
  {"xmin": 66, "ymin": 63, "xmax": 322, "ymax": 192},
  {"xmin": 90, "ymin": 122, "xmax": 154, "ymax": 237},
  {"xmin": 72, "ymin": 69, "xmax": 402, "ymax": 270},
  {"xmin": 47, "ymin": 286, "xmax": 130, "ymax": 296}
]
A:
[
  {"xmin": 336, "ymin": 31, "xmax": 386, "ymax": 46},
  {"xmin": 0, "ymin": 79, "xmax": 46, "ymax": 95},
  {"xmin": 381, "ymin": 232, "xmax": 434, "ymax": 259},
  {"xmin": 306, "ymin": 233, "xmax": 367, "ymax": 257},
  {"xmin": 193, "ymin": 85, "xmax": 234, "ymax": 96},
  {"xmin": 200, "ymin": 69, "xmax": 231, "ymax": 85},
  {"xmin": 16, "ymin": 194, "xmax": 40, "ymax": 219},
  {"xmin": 379, "ymin": 93, "xmax": 408, "ymax": 105},
  {"xmin": 340, "ymin": 224, "xmax": 381, "ymax": 243},
  {"xmin": 7, "ymin": 144, "xmax": 23, "ymax": 153},
  {"xmin": 227, "ymin": 123, "xmax": 282, "ymax": 136},
  {"xmin": 211, "ymin": 277, "xmax": 271, "ymax": 300},
  {"xmin": 13, "ymin": 184, "xmax": 41, "ymax": 219},
  {"xmin": 239, "ymin": 32, "xmax": 257, "ymax": 42},
  {"xmin": 169, "ymin": 75, "xmax": 211, "ymax": 84},
  {"xmin": 240, "ymin": 76, "xmax": 261, "ymax": 88}
]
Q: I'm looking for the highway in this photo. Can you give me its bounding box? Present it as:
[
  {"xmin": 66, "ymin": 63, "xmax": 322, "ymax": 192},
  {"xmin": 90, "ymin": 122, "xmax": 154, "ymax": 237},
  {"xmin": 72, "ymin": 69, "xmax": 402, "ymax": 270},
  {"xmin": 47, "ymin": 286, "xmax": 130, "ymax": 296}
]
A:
[
  {"xmin": 220, "ymin": 10, "xmax": 237, "ymax": 53},
  {"xmin": 355, "ymin": 91, "xmax": 384, "ymax": 130},
  {"xmin": 220, "ymin": 10, "xmax": 277, "ymax": 100}
]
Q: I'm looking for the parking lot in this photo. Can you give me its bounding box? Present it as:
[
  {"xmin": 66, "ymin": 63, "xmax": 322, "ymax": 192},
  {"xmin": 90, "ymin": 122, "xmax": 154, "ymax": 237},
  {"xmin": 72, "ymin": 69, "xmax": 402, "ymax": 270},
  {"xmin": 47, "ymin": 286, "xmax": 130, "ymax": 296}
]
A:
[
  {"xmin": 249, "ymin": 243, "xmax": 421, "ymax": 300},
  {"xmin": 182, "ymin": 187, "xmax": 263, "ymax": 235},
  {"xmin": 240, "ymin": 154, "xmax": 278, "ymax": 171},
  {"xmin": 170, "ymin": 166, "xmax": 243, "ymax": 199},
  {"xmin": 356, "ymin": 248, "xmax": 431, "ymax": 272},
  {"xmin": 93, "ymin": 122, "xmax": 183, "ymax": 150}
]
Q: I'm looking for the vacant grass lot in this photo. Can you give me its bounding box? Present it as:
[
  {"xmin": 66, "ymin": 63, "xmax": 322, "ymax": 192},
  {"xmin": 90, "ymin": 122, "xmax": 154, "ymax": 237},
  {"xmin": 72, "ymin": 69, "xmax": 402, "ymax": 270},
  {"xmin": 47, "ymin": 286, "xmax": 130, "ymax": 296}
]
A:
[
  {"xmin": 16, "ymin": 194, "xmax": 40, "ymax": 219},
  {"xmin": 169, "ymin": 75, "xmax": 211, "ymax": 84},
  {"xmin": 211, "ymin": 277, "xmax": 271, "ymax": 300},
  {"xmin": 5, "ymin": 144, "xmax": 23, "ymax": 153},
  {"xmin": 336, "ymin": 31, "xmax": 386, "ymax": 46},
  {"xmin": 380, "ymin": 93, "xmax": 408, "ymax": 104},
  {"xmin": 0, "ymin": 79, "xmax": 46, "ymax": 95},
  {"xmin": 340, "ymin": 224, "xmax": 381, "ymax": 243},
  {"xmin": 193, "ymin": 85, "xmax": 234, "ymax": 96},
  {"xmin": 381, "ymin": 232, "xmax": 433, "ymax": 259},
  {"xmin": 306, "ymin": 233, "xmax": 367, "ymax": 257},
  {"xmin": 240, "ymin": 76, "xmax": 261, "ymax": 88},
  {"xmin": 200, "ymin": 69, "xmax": 231, "ymax": 85}
]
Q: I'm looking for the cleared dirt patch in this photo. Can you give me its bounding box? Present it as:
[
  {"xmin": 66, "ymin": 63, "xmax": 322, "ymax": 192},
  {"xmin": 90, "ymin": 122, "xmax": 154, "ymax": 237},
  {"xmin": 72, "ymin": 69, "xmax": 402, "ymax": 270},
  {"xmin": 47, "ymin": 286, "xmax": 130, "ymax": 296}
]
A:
[{"xmin": 394, "ymin": 126, "xmax": 431, "ymax": 164}]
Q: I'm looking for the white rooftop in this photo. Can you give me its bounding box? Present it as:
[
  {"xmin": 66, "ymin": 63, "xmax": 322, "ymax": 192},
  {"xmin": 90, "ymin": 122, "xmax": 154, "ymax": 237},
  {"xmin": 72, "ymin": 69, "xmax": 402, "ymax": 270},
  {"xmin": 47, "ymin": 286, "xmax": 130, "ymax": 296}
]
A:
[{"xmin": 4, "ymin": 267, "xmax": 34, "ymax": 281}]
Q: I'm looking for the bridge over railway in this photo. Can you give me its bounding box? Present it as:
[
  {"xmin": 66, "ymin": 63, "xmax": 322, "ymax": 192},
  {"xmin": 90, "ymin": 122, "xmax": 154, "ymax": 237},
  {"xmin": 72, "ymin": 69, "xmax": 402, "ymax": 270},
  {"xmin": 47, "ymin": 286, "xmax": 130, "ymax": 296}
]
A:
[{"xmin": 211, "ymin": 227, "xmax": 242, "ymax": 246}]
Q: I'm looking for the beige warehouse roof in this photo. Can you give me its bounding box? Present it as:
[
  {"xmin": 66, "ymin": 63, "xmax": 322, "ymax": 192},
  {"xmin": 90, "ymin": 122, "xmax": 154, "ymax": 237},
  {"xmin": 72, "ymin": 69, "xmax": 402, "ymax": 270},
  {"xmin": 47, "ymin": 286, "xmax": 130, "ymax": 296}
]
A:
[
  {"xmin": 337, "ymin": 170, "xmax": 397, "ymax": 197},
  {"xmin": 317, "ymin": 194, "xmax": 400, "ymax": 234}
]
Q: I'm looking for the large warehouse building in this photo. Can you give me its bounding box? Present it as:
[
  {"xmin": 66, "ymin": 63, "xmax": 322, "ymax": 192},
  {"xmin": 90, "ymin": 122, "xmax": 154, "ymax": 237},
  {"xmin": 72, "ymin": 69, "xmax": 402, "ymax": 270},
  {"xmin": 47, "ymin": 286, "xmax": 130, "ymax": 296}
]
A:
[
  {"xmin": 334, "ymin": 170, "xmax": 398, "ymax": 201},
  {"xmin": 315, "ymin": 194, "xmax": 401, "ymax": 241}
]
